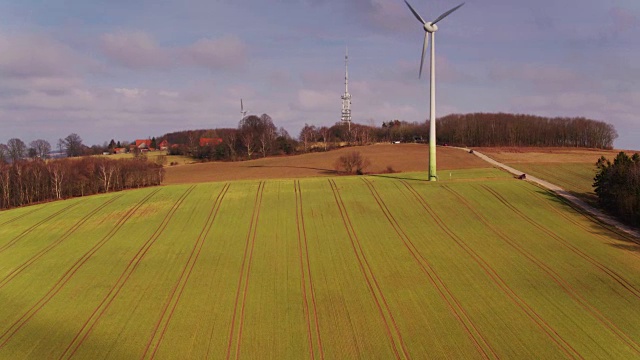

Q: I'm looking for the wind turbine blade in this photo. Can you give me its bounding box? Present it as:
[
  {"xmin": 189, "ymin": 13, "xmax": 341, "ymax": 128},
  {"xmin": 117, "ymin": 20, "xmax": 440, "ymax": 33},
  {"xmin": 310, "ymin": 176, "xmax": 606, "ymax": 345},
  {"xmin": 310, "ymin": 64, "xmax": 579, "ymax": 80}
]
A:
[
  {"xmin": 419, "ymin": 32, "xmax": 429, "ymax": 78},
  {"xmin": 404, "ymin": 0, "xmax": 426, "ymax": 25},
  {"xmin": 432, "ymin": 2, "xmax": 465, "ymax": 25},
  {"xmin": 241, "ymin": 99, "xmax": 244, "ymax": 111}
]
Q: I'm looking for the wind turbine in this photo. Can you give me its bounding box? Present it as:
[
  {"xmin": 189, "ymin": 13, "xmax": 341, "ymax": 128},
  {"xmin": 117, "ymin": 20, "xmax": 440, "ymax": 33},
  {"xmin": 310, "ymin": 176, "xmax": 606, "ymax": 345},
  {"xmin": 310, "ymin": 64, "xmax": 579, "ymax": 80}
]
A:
[
  {"xmin": 240, "ymin": 98, "xmax": 248, "ymax": 120},
  {"xmin": 404, "ymin": 0, "xmax": 464, "ymax": 181}
]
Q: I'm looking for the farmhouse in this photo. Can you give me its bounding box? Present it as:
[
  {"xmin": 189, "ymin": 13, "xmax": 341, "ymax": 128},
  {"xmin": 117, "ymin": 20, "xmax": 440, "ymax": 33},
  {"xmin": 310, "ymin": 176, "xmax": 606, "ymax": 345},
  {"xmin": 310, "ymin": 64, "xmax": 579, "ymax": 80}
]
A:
[
  {"xmin": 158, "ymin": 139, "xmax": 169, "ymax": 150},
  {"xmin": 135, "ymin": 139, "xmax": 153, "ymax": 149},
  {"xmin": 199, "ymin": 138, "xmax": 223, "ymax": 147}
]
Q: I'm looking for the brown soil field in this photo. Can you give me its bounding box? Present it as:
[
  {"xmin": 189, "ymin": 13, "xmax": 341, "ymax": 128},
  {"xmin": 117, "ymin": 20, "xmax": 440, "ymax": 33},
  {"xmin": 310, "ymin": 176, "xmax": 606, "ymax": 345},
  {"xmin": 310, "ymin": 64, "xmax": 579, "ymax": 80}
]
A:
[
  {"xmin": 476, "ymin": 147, "xmax": 638, "ymax": 164},
  {"xmin": 163, "ymin": 143, "xmax": 487, "ymax": 184}
]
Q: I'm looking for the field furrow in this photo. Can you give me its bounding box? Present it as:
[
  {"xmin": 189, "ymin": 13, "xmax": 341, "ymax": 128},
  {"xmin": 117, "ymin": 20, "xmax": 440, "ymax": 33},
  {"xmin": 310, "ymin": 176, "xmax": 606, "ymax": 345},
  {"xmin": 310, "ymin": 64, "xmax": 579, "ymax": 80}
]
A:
[
  {"xmin": 0, "ymin": 195, "xmax": 123, "ymax": 290},
  {"xmin": 361, "ymin": 178, "xmax": 498, "ymax": 359},
  {"xmin": 295, "ymin": 180, "xmax": 324, "ymax": 360},
  {"xmin": 0, "ymin": 204, "xmax": 44, "ymax": 227},
  {"xmin": 0, "ymin": 188, "xmax": 161, "ymax": 351},
  {"xmin": 141, "ymin": 183, "xmax": 230, "ymax": 359},
  {"xmin": 0, "ymin": 201, "xmax": 79, "ymax": 254},
  {"xmin": 295, "ymin": 180, "xmax": 318, "ymax": 359},
  {"xmin": 1, "ymin": 165, "xmax": 639, "ymax": 359},
  {"xmin": 328, "ymin": 179, "xmax": 410, "ymax": 360},
  {"xmin": 225, "ymin": 182, "xmax": 265, "ymax": 360},
  {"xmin": 400, "ymin": 180, "xmax": 583, "ymax": 359},
  {"xmin": 298, "ymin": 180, "xmax": 402, "ymax": 358},
  {"xmin": 523, "ymin": 185, "xmax": 640, "ymax": 259},
  {"xmin": 444, "ymin": 185, "xmax": 640, "ymax": 356},
  {"xmin": 482, "ymin": 184, "xmax": 640, "ymax": 301},
  {"xmin": 58, "ymin": 186, "xmax": 196, "ymax": 359},
  {"xmin": 58, "ymin": 184, "xmax": 224, "ymax": 359}
]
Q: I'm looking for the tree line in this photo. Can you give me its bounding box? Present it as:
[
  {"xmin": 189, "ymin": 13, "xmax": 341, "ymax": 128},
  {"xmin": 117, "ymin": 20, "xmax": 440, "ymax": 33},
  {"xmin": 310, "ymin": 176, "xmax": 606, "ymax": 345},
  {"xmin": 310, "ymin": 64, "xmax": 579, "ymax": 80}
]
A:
[
  {"xmin": 165, "ymin": 115, "xmax": 382, "ymax": 161},
  {"xmin": 161, "ymin": 112, "xmax": 617, "ymax": 163},
  {"xmin": 1, "ymin": 113, "xmax": 618, "ymax": 167},
  {"xmin": 593, "ymin": 152, "xmax": 640, "ymax": 226},
  {"xmin": 437, "ymin": 113, "xmax": 617, "ymax": 149},
  {"xmin": 0, "ymin": 157, "xmax": 164, "ymax": 210},
  {"xmin": 0, "ymin": 133, "xmax": 111, "ymax": 163}
]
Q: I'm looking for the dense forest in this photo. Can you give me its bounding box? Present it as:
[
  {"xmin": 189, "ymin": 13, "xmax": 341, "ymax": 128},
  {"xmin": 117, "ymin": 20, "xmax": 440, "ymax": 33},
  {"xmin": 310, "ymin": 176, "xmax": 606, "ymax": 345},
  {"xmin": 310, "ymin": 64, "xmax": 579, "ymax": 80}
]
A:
[
  {"xmin": 0, "ymin": 157, "xmax": 163, "ymax": 210},
  {"xmin": 594, "ymin": 152, "xmax": 640, "ymax": 226},
  {"xmin": 437, "ymin": 113, "xmax": 617, "ymax": 149}
]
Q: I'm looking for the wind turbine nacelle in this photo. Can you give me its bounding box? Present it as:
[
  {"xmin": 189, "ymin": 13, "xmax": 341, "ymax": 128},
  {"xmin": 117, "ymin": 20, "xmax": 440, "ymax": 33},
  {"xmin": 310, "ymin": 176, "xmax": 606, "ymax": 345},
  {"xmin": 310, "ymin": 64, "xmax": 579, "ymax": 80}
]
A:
[{"xmin": 424, "ymin": 22, "xmax": 438, "ymax": 32}]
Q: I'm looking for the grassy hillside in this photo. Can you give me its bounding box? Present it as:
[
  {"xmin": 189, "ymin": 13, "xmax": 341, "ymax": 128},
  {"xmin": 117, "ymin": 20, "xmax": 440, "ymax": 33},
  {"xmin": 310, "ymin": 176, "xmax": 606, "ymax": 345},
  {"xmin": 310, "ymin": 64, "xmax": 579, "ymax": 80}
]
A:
[
  {"xmin": 1, "ymin": 169, "xmax": 640, "ymax": 358},
  {"xmin": 478, "ymin": 147, "xmax": 639, "ymax": 202}
]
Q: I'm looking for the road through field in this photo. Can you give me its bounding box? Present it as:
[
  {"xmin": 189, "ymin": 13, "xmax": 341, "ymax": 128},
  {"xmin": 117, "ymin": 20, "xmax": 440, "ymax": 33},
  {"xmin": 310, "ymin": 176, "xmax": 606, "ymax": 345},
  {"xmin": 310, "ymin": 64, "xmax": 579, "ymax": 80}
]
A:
[{"xmin": 464, "ymin": 148, "xmax": 640, "ymax": 240}]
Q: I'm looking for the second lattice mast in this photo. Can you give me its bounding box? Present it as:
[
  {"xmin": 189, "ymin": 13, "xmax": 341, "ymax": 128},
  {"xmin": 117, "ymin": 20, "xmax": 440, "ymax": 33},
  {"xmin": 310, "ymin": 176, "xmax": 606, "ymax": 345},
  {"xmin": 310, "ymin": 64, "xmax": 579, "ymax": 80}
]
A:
[{"xmin": 340, "ymin": 47, "xmax": 352, "ymax": 132}]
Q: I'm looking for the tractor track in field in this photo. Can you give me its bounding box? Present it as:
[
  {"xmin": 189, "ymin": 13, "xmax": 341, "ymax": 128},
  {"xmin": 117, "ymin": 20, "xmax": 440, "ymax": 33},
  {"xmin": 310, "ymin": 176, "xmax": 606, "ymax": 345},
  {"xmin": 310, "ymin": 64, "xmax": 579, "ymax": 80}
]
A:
[
  {"xmin": 0, "ymin": 188, "xmax": 161, "ymax": 350},
  {"xmin": 522, "ymin": 185, "xmax": 640, "ymax": 260},
  {"xmin": 362, "ymin": 178, "xmax": 498, "ymax": 360},
  {"xmin": 0, "ymin": 195, "xmax": 123, "ymax": 290},
  {"xmin": 445, "ymin": 185, "xmax": 640, "ymax": 356},
  {"xmin": 294, "ymin": 180, "xmax": 324, "ymax": 360},
  {"xmin": 295, "ymin": 180, "xmax": 315, "ymax": 360},
  {"xmin": 400, "ymin": 180, "xmax": 583, "ymax": 360},
  {"xmin": 0, "ymin": 205, "xmax": 44, "ymax": 226},
  {"xmin": 142, "ymin": 184, "xmax": 230, "ymax": 360},
  {"xmin": 466, "ymin": 148, "xmax": 640, "ymax": 240},
  {"xmin": 482, "ymin": 184, "xmax": 640, "ymax": 302},
  {"xmin": 0, "ymin": 201, "xmax": 80, "ymax": 254},
  {"xmin": 329, "ymin": 179, "xmax": 410, "ymax": 360},
  {"xmin": 224, "ymin": 182, "xmax": 265, "ymax": 360},
  {"xmin": 58, "ymin": 186, "xmax": 196, "ymax": 360}
]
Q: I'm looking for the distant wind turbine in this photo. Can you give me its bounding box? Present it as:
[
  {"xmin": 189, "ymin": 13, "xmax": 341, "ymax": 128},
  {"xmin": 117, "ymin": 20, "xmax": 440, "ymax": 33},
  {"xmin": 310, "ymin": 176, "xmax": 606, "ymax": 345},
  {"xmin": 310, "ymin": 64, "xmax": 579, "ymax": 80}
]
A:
[
  {"xmin": 404, "ymin": 0, "xmax": 464, "ymax": 181},
  {"xmin": 240, "ymin": 98, "xmax": 248, "ymax": 120}
]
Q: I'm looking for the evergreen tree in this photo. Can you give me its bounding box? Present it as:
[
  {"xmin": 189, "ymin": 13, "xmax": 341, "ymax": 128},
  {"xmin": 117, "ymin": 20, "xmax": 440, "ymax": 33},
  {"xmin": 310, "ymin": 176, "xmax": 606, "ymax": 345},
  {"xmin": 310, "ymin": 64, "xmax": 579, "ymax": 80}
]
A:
[{"xmin": 594, "ymin": 152, "xmax": 640, "ymax": 225}]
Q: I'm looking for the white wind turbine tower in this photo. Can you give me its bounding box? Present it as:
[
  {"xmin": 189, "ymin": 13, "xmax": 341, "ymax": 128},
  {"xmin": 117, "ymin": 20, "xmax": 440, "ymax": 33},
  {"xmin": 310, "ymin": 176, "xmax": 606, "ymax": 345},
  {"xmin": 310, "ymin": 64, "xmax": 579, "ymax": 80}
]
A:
[
  {"xmin": 404, "ymin": 0, "xmax": 464, "ymax": 181},
  {"xmin": 240, "ymin": 98, "xmax": 248, "ymax": 120}
]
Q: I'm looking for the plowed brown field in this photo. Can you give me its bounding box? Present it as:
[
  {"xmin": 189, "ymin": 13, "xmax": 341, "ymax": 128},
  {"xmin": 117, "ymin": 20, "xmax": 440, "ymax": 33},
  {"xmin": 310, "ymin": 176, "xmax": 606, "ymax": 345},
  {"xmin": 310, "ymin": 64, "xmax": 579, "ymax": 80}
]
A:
[{"xmin": 163, "ymin": 144, "xmax": 487, "ymax": 184}]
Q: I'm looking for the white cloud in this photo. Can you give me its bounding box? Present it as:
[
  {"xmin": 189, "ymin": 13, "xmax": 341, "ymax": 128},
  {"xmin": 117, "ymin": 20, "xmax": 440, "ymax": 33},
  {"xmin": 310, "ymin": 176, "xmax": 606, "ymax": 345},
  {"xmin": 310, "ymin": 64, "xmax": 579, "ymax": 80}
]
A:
[
  {"xmin": 101, "ymin": 31, "xmax": 171, "ymax": 69},
  {"xmin": 100, "ymin": 31, "xmax": 248, "ymax": 71},
  {"xmin": 114, "ymin": 87, "xmax": 148, "ymax": 99},
  {"xmin": 0, "ymin": 33, "xmax": 95, "ymax": 79},
  {"xmin": 291, "ymin": 89, "xmax": 336, "ymax": 112},
  {"xmin": 184, "ymin": 35, "xmax": 247, "ymax": 70},
  {"xmin": 489, "ymin": 63, "xmax": 591, "ymax": 92}
]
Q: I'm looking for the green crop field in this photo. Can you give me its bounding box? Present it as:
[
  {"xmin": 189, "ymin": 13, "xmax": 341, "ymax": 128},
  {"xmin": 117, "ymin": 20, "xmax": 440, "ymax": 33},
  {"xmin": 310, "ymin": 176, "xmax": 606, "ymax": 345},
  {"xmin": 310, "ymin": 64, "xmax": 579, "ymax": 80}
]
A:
[
  {"xmin": 505, "ymin": 162, "xmax": 598, "ymax": 198},
  {"xmin": 1, "ymin": 168, "xmax": 640, "ymax": 359}
]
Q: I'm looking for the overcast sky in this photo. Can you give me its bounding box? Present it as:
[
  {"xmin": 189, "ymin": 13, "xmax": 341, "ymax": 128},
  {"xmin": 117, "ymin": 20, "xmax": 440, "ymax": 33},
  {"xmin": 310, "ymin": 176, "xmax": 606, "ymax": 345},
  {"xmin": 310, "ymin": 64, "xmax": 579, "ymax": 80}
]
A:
[{"xmin": 0, "ymin": 0, "xmax": 638, "ymax": 149}]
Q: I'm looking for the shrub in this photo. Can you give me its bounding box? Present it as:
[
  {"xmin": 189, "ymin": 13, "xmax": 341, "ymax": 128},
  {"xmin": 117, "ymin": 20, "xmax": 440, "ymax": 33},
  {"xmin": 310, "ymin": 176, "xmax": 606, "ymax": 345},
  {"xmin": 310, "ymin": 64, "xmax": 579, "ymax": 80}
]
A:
[
  {"xmin": 334, "ymin": 151, "xmax": 371, "ymax": 175},
  {"xmin": 382, "ymin": 165, "xmax": 397, "ymax": 174}
]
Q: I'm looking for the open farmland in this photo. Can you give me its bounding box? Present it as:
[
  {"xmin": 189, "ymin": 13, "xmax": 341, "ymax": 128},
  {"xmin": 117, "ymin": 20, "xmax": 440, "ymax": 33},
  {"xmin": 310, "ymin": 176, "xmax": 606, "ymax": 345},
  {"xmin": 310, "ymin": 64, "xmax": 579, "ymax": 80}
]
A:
[
  {"xmin": 163, "ymin": 143, "xmax": 488, "ymax": 184},
  {"xmin": 1, "ymin": 168, "xmax": 640, "ymax": 358},
  {"xmin": 478, "ymin": 147, "xmax": 640, "ymax": 201}
]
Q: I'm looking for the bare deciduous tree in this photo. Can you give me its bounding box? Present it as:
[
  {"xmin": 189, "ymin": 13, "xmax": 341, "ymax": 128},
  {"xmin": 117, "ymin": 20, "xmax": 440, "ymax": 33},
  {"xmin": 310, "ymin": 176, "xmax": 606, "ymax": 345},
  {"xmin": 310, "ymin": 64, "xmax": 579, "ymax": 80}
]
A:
[
  {"xmin": 299, "ymin": 124, "xmax": 317, "ymax": 152},
  {"xmin": 334, "ymin": 151, "xmax": 371, "ymax": 175},
  {"xmin": 0, "ymin": 144, "xmax": 8, "ymax": 164},
  {"xmin": 63, "ymin": 133, "xmax": 84, "ymax": 157},
  {"xmin": 7, "ymin": 138, "xmax": 27, "ymax": 162},
  {"xmin": 29, "ymin": 139, "xmax": 52, "ymax": 159}
]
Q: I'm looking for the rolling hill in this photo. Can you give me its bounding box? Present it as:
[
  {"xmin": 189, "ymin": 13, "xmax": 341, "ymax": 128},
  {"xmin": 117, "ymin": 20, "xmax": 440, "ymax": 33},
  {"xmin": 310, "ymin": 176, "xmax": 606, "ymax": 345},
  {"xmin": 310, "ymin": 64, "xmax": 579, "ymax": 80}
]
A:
[{"xmin": 1, "ymin": 158, "xmax": 639, "ymax": 358}]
